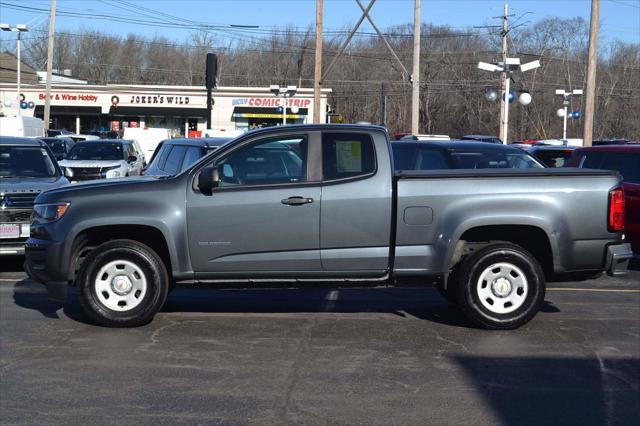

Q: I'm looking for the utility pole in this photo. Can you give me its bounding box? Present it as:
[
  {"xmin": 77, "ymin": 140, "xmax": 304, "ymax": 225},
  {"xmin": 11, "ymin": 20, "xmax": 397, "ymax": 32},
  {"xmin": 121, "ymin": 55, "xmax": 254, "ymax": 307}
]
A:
[
  {"xmin": 43, "ymin": 0, "xmax": 57, "ymax": 130},
  {"xmin": 499, "ymin": 1, "xmax": 509, "ymax": 144},
  {"xmin": 411, "ymin": 0, "xmax": 420, "ymax": 134},
  {"xmin": 380, "ymin": 81, "xmax": 387, "ymax": 126},
  {"xmin": 313, "ymin": 0, "xmax": 323, "ymax": 124},
  {"xmin": 583, "ymin": 0, "xmax": 600, "ymax": 147}
]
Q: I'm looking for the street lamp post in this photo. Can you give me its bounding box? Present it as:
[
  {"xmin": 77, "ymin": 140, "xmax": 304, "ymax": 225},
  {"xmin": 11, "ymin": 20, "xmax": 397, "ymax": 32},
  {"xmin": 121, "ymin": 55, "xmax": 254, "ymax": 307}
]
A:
[
  {"xmin": 478, "ymin": 57, "xmax": 540, "ymax": 144},
  {"xmin": 270, "ymin": 85, "xmax": 297, "ymax": 126},
  {"xmin": 555, "ymin": 89, "xmax": 583, "ymax": 140},
  {"xmin": 1, "ymin": 23, "xmax": 29, "ymax": 116}
]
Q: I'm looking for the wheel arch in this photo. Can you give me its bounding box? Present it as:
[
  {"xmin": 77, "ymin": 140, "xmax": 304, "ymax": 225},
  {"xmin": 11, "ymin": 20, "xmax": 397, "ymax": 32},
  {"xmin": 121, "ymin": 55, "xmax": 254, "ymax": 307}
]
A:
[
  {"xmin": 445, "ymin": 222, "xmax": 557, "ymax": 277},
  {"xmin": 67, "ymin": 223, "xmax": 175, "ymax": 283}
]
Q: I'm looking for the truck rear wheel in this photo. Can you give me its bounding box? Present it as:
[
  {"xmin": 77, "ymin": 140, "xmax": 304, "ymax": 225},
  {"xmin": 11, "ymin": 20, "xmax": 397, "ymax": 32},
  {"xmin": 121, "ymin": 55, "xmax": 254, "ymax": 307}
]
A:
[
  {"xmin": 77, "ymin": 239, "xmax": 169, "ymax": 327},
  {"xmin": 455, "ymin": 243, "xmax": 545, "ymax": 330}
]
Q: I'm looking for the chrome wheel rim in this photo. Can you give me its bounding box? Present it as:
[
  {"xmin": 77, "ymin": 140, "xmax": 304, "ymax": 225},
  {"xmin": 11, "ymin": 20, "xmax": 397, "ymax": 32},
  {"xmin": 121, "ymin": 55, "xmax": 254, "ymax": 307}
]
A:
[
  {"xmin": 94, "ymin": 260, "xmax": 147, "ymax": 312},
  {"xmin": 476, "ymin": 262, "xmax": 528, "ymax": 314}
]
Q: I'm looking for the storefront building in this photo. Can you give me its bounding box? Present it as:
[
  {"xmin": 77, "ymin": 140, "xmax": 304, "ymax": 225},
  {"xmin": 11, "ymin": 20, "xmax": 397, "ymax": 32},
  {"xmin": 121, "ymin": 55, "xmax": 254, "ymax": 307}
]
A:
[{"xmin": 0, "ymin": 84, "xmax": 331, "ymax": 136}]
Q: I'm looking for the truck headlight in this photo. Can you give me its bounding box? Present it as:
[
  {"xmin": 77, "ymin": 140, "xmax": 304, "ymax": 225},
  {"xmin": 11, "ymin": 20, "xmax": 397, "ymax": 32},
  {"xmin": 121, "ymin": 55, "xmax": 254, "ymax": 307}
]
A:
[
  {"xmin": 101, "ymin": 166, "xmax": 121, "ymax": 178},
  {"xmin": 32, "ymin": 203, "xmax": 71, "ymax": 222}
]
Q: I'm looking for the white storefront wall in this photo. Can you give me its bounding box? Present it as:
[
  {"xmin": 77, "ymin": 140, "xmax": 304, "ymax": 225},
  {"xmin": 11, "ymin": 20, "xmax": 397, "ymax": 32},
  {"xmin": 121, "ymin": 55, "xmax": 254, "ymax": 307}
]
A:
[{"xmin": 0, "ymin": 84, "xmax": 330, "ymax": 135}]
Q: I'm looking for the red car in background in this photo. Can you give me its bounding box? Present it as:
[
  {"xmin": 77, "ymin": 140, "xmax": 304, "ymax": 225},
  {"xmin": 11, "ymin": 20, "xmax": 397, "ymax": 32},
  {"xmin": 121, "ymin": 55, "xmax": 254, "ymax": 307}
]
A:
[{"xmin": 566, "ymin": 145, "xmax": 640, "ymax": 257}]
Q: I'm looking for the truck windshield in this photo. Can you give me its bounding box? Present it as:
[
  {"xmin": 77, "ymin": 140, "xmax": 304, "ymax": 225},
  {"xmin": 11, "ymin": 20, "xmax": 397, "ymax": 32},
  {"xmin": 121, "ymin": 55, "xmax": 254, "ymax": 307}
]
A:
[
  {"xmin": 448, "ymin": 150, "xmax": 544, "ymax": 169},
  {"xmin": 0, "ymin": 146, "xmax": 58, "ymax": 178},
  {"xmin": 67, "ymin": 143, "xmax": 125, "ymax": 161}
]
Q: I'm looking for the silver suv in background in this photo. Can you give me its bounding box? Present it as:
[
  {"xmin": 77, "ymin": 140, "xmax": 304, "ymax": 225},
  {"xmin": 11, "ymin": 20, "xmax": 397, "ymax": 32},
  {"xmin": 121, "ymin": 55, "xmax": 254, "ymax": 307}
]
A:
[{"xmin": 59, "ymin": 139, "xmax": 145, "ymax": 182}]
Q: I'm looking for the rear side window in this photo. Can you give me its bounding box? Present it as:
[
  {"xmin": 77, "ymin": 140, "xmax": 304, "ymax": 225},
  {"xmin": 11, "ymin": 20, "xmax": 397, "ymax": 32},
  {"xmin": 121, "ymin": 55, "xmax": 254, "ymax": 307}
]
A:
[
  {"xmin": 533, "ymin": 150, "xmax": 574, "ymax": 167},
  {"xmin": 322, "ymin": 133, "xmax": 375, "ymax": 180},
  {"xmin": 600, "ymin": 153, "xmax": 640, "ymax": 184},
  {"xmin": 181, "ymin": 147, "xmax": 203, "ymax": 171},
  {"xmin": 392, "ymin": 146, "xmax": 417, "ymax": 170},
  {"xmin": 416, "ymin": 148, "xmax": 450, "ymax": 170},
  {"xmin": 154, "ymin": 145, "xmax": 172, "ymax": 170},
  {"xmin": 581, "ymin": 152, "xmax": 607, "ymax": 168},
  {"xmin": 163, "ymin": 146, "xmax": 187, "ymax": 175}
]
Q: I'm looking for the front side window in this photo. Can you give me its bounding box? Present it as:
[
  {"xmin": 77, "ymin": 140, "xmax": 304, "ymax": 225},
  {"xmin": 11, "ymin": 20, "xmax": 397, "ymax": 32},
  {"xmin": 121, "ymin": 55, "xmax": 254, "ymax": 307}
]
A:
[
  {"xmin": 322, "ymin": 133, "xmax": 375, "ymax": 180},
  {"xmin": 0, "ymin": 146, "xmax": 58, "ymax": 178},
  {"xmin": 214, "ymin": 136, "xmax": 307, "ymax": 187}
]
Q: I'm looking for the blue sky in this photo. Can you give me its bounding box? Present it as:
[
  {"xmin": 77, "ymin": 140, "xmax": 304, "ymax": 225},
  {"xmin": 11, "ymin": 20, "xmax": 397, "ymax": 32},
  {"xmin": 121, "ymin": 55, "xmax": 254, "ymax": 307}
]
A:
[{"xmin": 1, "ymin": 0, "xmax": 639, "ymax": 46}]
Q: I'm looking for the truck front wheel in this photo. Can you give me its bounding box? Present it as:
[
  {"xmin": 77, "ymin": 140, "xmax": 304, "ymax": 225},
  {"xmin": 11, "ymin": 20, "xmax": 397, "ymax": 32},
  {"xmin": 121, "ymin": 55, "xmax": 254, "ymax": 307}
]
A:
[
  {"xmin": 454, "ymin": 243, "xmax": 545, "ymax": 330},
  {"xmin": 77, "ymin": 239, "xmax": 169, "ymax": 327}
]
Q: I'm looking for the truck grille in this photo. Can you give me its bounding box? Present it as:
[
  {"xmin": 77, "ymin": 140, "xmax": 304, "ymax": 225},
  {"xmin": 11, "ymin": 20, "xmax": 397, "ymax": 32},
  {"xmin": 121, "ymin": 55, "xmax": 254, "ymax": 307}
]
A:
[
  {"xmin": 0, "ymin": 191, "xmax": 39, "ymax": 209},
  {"xmin": 70, "ymin": 167, "xmax": 103, "ymax": 181},
  {"xmin": 0, "ymin": 209, "xmax": 32, "ymax": 223}
]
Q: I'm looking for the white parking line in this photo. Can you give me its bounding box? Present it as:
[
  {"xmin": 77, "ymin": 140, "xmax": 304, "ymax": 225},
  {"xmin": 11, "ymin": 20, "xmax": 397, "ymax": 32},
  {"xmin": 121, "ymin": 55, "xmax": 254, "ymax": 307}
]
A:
[{"xmin": 547, "ymin": 288, "xmax": 640, "ymax": 293}]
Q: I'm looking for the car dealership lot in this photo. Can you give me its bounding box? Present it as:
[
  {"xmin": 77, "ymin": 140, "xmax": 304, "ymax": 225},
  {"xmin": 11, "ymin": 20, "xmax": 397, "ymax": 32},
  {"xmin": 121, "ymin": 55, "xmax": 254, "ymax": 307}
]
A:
[{"xmin": 1, "ymin": 257, "xmax": 639, "ymax": 425}]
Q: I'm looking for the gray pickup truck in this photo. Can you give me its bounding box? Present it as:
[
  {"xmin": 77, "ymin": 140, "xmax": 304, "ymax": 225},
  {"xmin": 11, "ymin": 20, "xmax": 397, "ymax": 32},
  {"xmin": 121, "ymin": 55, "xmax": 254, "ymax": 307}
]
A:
[{"xmin": 25, "ymin": 125, "xmax": 633, "ymax": 329}]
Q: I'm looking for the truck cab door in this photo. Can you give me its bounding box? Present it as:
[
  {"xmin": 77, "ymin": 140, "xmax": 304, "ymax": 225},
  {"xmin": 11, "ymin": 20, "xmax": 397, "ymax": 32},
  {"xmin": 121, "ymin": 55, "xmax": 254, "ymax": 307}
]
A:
[
  {"xmin": 186, "ymin": 133, "xmax": 322, "ymax": 276},
  {"xmin": 319, "ymin": 131, "xmax": 392, "ymax": 274}
]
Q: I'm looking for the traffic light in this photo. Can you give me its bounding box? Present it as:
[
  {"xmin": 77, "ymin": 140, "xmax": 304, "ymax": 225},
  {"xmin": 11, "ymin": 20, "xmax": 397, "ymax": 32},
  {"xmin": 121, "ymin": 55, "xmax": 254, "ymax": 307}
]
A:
[{"xmin": 206, "ymin": 53, "xmax": 218, "ymax": 89}]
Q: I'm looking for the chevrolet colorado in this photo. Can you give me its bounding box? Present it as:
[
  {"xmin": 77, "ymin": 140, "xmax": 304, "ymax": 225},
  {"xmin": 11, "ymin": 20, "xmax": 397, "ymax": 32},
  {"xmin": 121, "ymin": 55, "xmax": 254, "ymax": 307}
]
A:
[{"xmin": 25, "ymin": 125, "xmax": 633, "ymax": 329}]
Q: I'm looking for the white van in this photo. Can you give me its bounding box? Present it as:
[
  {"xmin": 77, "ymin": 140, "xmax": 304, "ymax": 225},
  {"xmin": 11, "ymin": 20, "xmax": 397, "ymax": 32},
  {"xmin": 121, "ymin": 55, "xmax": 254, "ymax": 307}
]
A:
[
  {"xmin": 122, "ymin": 127, "xmax": 171, "ymax": 163},
  {"xmin": 535, "ymin": 138, "xmax": 584, "ymax": 147},
  {"xmin": 0, "ymin": 116, "xmax": 45, "ymax": 138},
  {"xmin": 202, "ymin": 128, "xmax": 245, "ymax": 138}
]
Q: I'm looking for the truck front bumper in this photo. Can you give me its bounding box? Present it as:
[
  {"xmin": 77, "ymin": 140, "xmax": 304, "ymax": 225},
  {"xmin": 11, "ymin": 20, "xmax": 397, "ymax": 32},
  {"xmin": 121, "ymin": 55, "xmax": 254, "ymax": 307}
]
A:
[
  {"xmin": 606, "ymin": 243, "xmax": 633, "ymax": 276},
  {"xmin": 24, "ymin": 237, "xmax": 70, "ymax": 302}
]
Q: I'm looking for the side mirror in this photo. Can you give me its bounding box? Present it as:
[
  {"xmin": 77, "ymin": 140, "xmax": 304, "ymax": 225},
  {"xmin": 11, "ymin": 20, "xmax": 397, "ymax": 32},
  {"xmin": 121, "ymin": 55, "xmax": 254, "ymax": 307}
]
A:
[
  {"xmin": 127, "ymin": 155, "xmax": 137, "ymax": 163},
  {"xmin": 198, "ymin": 166, "xmax": 220, "ymax": 196},
  {"xmin": 56, "ymin": 155, "xmax": 65, "ymax": 161}
]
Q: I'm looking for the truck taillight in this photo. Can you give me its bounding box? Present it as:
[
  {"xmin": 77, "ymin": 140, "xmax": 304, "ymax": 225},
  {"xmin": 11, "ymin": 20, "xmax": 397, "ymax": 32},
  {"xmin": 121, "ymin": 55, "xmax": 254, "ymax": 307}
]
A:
[{"xmin": 608, "ymin": 187, "xmax": 625, "ymax": 232}]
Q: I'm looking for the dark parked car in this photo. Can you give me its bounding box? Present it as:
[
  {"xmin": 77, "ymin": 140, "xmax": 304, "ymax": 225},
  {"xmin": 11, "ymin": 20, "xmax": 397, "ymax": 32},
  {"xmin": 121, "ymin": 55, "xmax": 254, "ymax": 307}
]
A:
[
  {"xmin": 593, "ymin": 139, "xmax": 630, "ymax": 146},
  {"xmin": 38, "ymin": 137, "xmax": 76, "ymax": 161},
  {"xmin": 392, "ymin": 140, "xmax": 544, "ymax": 171},
  {"xmin": 526, "ymin": 145, "xmax": 576, "ymax": 168},
  {"xmin": 461, "ymin": 134, "xmax": 502, "ymax": 144},
  {"xmin": 0, "ymin": 136, "xmax": 69, "ymax": 255},
  {"xmin": 566, "ymin": 145, "xmax": 640, "ymax": 257},
  {"xmin": 143, "ymin": 137, "xmax": 232, "ymax": 177}
]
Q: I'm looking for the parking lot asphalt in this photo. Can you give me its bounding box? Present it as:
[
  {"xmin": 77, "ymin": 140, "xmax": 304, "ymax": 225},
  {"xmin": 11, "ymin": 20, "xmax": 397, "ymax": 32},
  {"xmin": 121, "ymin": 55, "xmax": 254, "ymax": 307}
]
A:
[{"xmin": 1, "ymin": 256, "xmax": 639, "ymax": 426}]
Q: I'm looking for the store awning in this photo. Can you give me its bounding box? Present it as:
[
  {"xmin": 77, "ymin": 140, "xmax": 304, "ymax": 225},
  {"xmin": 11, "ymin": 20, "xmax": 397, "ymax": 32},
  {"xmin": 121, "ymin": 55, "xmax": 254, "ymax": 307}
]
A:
[
  {"xmin": 108, "ymin": 106, "xmax": 208, "ymax": 118},
  {"xmin": 232, "ymin": 106, "xmax": 308, "ymax": 119},
  {"xmin": 34, "ymin": 105, "xmax": 102, "ymax": 116}
]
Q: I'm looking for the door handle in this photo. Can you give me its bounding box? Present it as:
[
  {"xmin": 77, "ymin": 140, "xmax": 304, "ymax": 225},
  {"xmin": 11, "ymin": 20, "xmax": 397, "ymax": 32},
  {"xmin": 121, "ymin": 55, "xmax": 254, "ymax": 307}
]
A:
[{"xmin": 281, "ymin": 196, "xmax": 314, "ymax": 206}]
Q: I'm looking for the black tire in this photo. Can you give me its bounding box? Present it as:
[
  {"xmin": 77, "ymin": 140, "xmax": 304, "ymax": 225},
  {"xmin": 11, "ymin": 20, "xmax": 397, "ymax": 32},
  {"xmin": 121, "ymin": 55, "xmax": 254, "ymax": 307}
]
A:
[
  {"xmin": 77, "ymin": 239, "xmax": 169, "ymax": 327},
  {"xmin": 455, "ymin": 243, "xmax": 545, "ymax": 330}
]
